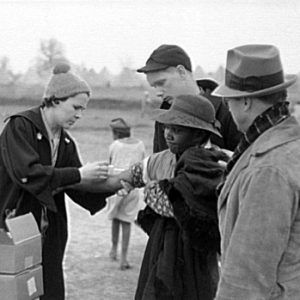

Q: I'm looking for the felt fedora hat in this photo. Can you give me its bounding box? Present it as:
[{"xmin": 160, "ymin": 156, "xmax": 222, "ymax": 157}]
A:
[
  {"xmin": 150, "ymin": 94, "xmax": 222, "ymax": 137},
  {"xmin": 212, "ymin": 44, "xmax": 297, "ymax": 98}
]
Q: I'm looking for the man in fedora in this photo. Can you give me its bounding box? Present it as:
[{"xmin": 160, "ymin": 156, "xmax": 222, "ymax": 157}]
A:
[
  {"xmin": 137, "ymin": 44, "xmax": 241, "ymax": 153},
  {"xmin": 212, "ymin": 44, "xmax": 300, "ymax": 299}
]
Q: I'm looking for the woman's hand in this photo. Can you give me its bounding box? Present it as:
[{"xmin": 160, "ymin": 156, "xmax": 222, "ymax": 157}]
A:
[
  {"xmin": 79, "ymin": 161, "xmax": 109, "ymax": 183},
  {"xmin": 71, "ymin": 163, "xmax": 133, "ymax": 193}
]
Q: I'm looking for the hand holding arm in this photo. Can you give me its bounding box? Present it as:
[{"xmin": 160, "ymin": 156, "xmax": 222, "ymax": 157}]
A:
[{"xmin": 71, "ymin": 164, "xmax": 133, "ymax": 193}]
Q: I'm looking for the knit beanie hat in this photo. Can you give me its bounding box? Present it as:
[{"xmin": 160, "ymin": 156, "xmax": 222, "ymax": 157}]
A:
[{"xmin": 43, "ymin": 63, "xmax": 91, "ymax": 99}]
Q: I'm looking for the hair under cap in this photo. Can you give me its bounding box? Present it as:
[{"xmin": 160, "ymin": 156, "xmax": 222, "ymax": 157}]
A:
[{"xmin": 43, "ymin": 63, "xmax": 91, "ymax": 99}]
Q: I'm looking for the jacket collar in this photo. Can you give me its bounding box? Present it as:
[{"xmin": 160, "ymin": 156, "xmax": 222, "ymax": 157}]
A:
[
  {"xmin": 218, "ymin": 116, "xmax": 300, "ymax": 212},
  {"xmin": 8, "ymin": 106, "xmax": 49, "ymax": 139},
  {"xmin": 249, "ymin": 116, "xmax": 300, "ymax": 156}
]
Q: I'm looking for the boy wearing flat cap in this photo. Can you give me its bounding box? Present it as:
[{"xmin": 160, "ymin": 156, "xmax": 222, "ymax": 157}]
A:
[
  {"xmin": 137, "ymin": 44, "xmax": 241, "ymax": 152},
  {"xmin": 212, "ymin": 44, "xmax": 300, "ymax": 299}
]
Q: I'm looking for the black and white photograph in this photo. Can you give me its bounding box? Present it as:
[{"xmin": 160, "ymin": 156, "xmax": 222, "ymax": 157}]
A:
[{"xmin": 0, "ymin": 1, "xmax": 300, "ymax": 299}]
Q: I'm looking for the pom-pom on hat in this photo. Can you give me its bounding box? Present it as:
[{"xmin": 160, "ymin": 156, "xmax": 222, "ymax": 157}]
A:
[{"xmin": 44, "ymin": 63, "xmax": 91, "ymax": 99}]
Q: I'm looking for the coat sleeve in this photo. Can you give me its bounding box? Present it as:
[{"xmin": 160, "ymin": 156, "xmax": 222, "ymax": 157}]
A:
[
  {"xmin": 1, "ymin": 117, "xmax": 80, "ymax": 212},
  {"xmin": 216, "ymin": 167, "xmax": 295, "ymax": 299},
  {"xmin": 62, "ymin": 134, "xmax": 111, "ymax": 215}
]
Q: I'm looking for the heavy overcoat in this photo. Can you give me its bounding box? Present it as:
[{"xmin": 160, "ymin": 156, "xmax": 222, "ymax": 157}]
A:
[
  {"xmin": 0, "ymin": 106, "xmax": 109, "ymax": 299},
  {"xmin": 216, "ymin": 117, "xmax": 300, "ymax": 299}
]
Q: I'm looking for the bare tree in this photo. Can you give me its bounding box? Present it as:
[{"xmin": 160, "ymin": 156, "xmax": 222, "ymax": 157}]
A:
[
  {"xmin": 35, "ymin": 38, "xmax": 69, "ymax": 76},
  {"xmin": 0, "ymin": 56, "xmax": 21, "ymax": 86}
]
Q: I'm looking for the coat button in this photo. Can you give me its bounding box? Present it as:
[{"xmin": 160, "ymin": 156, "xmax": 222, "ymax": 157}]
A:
[{"xmin": 21, "ymin": 177, "xmax": 28, "ymax": 183}]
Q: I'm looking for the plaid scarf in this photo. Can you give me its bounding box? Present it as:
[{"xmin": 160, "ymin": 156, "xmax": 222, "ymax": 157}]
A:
[{"xmin": 218, "ymin": 101, "xmax": 290, "ymax": 194}]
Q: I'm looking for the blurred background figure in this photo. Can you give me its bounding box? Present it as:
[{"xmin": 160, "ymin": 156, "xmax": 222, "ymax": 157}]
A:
[
  {"xmin": 196, "ymin": 77, "xmax": 219, "ymax": 95},
  {"xmin": 140, "ymin": 90, "xmax": 152, "ymax": 117},
  {"xmin": 106, "ymin": 118, "xmax": 146, "ymax": 270}
]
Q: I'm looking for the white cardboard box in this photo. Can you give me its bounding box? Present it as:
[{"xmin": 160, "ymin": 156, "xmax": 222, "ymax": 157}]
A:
[
  {"xmin": 0, "ymin": 264, "xmax": 43, "ymax": 300},
  {"xmin": 0, "ymin": 213, "xmax": 42, "ymax": 274}
]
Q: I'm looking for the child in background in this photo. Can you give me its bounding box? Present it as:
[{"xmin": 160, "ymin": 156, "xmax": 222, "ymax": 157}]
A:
[{"xmin": 106, "ymin": 118, "xmax": 146, "ymax": 270}]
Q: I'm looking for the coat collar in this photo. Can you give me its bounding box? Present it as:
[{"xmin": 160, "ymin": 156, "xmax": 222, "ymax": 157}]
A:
[
  {"xmin": 8, "ymin": 106, "xmax": 50, "ymax": 140},
  {"xmin": 218, "ymin": 116, "xmax": 300, "ymax": 212},
  {"xmin": 249, "ymin": 116, "xmax": 300, "ymax": 156}
]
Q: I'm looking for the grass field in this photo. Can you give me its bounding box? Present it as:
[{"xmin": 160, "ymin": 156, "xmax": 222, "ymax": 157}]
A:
[{"xmin": 0, "ymin": 101, "xmax": 157, "ymax": 300}]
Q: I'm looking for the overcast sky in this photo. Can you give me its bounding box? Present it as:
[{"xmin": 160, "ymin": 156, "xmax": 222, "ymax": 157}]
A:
[{"xmin": 0, "ymin": 0, "xmax": 299, "ymax": 75}]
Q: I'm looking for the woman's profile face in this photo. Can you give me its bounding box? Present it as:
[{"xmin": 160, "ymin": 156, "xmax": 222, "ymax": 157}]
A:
[{"xmin": 52, "ymin": 93, "xmax": 89, "ymax": 130}]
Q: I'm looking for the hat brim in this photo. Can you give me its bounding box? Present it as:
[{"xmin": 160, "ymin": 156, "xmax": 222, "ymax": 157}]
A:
[
  {"xmin": 137, "ymin": 61, "xmax": 169, "ymax": 73},
  {"xmin": 212, "ymin": 74, "xmax": 297, "ymax": 98},
  {"xmin": 196, "ymin": 78, "xmax": 219, "ymax": 91},
  {"xmin": 150, "ymin": 109, "xmax": 222, "ymax": 137}
]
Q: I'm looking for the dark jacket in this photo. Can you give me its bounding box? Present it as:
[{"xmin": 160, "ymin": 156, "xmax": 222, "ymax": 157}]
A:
[
  {"xmin": 152, "ymin": 81, "xmax": 241, "ymax": 153},
  {"xmin": 0, "ymin": 106, "xmax": 109, "ymax": 300},
  {"xmin": 135, "ymin": 147, "xmax": 224, "ymax": 300}
]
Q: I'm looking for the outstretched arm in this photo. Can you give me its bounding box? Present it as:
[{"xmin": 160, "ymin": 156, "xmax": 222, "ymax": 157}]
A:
[{"xmin": 70, "ymin": 167, "xmax": 133, "ymax": 193}]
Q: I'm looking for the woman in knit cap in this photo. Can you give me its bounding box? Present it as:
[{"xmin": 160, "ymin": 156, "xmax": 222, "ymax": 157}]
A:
[{"xmin": 0, "ymin": 63, "xmax": 110, "ymax": 300}]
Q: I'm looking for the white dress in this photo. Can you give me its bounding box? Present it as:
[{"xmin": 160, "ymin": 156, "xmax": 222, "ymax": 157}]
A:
[{"xmin": 106, "ymin": 137, "xmax": 146, "ymax": 222}]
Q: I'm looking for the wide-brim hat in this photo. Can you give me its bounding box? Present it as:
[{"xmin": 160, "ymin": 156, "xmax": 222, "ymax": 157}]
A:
[
  {"xmin": 137, "ymin": 44, "xmax": 192, "ymax": 73},
  {"xmin": 150, "ymin": 94, "xmax": 222, "ymax": 137},
  {"xmin": 212, "ymin": 44, "xmax": 297, "ymax": 98}
]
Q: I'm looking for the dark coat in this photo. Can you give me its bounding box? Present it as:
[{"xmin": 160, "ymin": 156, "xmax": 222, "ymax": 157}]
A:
[
  {"xmin": 152, "ymin": 81, "xmax": 241, "ymax": 153},
  {"xmin": 0, "ymin": 106, "xmax": 109, "ymax": 300},
  {"xmin": 135, "ymin": 147, "xmax": 224, "ymax": 300}
]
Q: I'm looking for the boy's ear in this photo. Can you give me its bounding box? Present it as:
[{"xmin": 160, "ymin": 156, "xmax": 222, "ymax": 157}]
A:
[{"xmin": 176, "ymin": 65, "xmax": 188, "ymax": 78}]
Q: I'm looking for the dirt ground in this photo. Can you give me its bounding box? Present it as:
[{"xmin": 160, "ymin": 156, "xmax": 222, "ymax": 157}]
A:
[
  {"xmin": 61, "ymin": 107, "xmax": 154, "ymax": 300},
  {"xmin": 64, "ymin": 199, "xmax": 148, "ymax": 300}
]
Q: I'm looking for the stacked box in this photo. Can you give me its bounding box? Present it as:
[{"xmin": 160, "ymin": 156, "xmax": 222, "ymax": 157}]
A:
[{"xmin": 0, "ymin": 213, "xmax": 43, "ymax": 299}]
